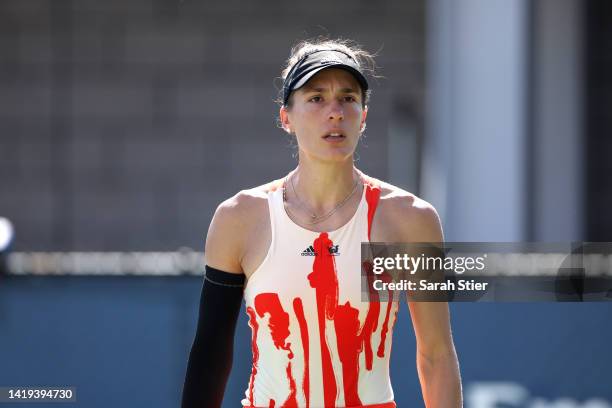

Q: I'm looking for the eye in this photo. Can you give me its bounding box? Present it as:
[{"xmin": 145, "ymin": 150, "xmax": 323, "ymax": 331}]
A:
[
  {"xmin": 308, "ymin": 95, "xmax": 322, "ymax": 103},
  {"xmin": 342, "ymin": 95, "xmax": 357, "ymax": 103}
]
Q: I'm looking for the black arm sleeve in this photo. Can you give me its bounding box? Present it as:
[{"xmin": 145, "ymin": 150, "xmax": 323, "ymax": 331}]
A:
[{"xmin": 181, "ymin": 265, "xmax": 245, "ymax": 408}]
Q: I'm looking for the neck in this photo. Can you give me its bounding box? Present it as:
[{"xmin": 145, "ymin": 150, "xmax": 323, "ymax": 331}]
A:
[{"xmin": 290, "ymin": 159, "xmax": 361, "ymax": 214}]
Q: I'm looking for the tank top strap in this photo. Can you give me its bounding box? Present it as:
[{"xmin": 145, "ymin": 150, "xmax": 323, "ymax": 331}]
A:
[
  {"xmin": 264, "ymin": 180, "xmax": 283, "ymax": 260},
  {"xmin": 360, "ymin": 174, "xmax": 382, "ymax": 241}
]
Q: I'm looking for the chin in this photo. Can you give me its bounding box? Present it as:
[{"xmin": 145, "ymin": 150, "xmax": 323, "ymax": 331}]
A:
[
  {"xmin": 299, "ymin": 143, "xmax": 359, "ymax": 163},
  {"xmin": 314, "ymin": 149, "xmax": 356, "ymax": 163}
]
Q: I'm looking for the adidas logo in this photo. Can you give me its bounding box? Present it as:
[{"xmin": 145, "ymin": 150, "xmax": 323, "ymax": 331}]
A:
[
  {"xmin": 300, "ymin": 245, "xmax": 340, "ymax": 256},
  {"xmin": 301, "ymin": 245, "xmax": 317, "ymax": 256}
]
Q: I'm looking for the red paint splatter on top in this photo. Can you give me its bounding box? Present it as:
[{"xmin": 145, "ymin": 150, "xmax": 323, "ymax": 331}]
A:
[
  {"xmin": 377, "ymin": 274, "xmax": 395, "ymax": 358},
  {"xmin": 334, "ymin": 301, "xmax": 363, "ymax": 407},
  {"xmin": 360, "ymin": 260, "xmax": 382, "ymax": 370},
  {"xmin": 255, "ymin": 293, "xmax": 294, "ymax": 359},
  {"xmin": 307, "ymin": 232, "xmax": 339, "ymax": 407},
  {"xmin": 246, "ymin": 306, "xmax": 260, "ymax": 407},
  {"xmin": 254, "ymin": 293, "xmax": 299, "ymax": 407},
  {"xmin": 281, "ymin": 361, "xmax": 298, "ymax": 408},
  {"xmin": 359, "ymin": 286, "xmax": 380, "ymax": 370},
  {"xmin": 308, "ymin": 232, "xmax": 339, "ymax": 321},
  {"xmin": 365, "ymin": 181, "xmax": 381, "ymax": 241},
  {"xmin": 292, "ymin": 298, "xmax": 310, "ymax": 408}
]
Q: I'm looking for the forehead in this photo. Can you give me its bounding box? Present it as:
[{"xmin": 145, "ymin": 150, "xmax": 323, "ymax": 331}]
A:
[{"xmin": 301, "ymin": 68, "xmax": 362, "ymax": 91}]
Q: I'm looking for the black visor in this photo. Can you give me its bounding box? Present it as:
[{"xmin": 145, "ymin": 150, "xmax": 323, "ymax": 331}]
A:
[{"xmin": 282, "ymin": 49, "xmax": 369, "ymax": 106}]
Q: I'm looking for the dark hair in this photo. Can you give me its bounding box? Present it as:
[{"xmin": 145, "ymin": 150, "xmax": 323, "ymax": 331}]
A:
[{"xmin": 277, "ymin": 37, "xmax": 377, "ymax": 109}]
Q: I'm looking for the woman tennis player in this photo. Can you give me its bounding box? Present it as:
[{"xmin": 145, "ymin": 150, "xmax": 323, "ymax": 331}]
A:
[{"xmin": 182, "ymin": 38, "xmax": 462, "ymax": 408}]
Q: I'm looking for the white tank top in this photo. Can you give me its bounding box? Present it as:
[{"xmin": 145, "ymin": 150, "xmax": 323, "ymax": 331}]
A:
[{"xmin": 242, "ymin": 177, "xmax": 400, "ymax": 408}]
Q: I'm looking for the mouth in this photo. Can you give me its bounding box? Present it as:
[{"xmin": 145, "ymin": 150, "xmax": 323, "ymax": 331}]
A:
[{"xmin": 322, "ymin": 132, "xmax": 346, "ymax": 141}]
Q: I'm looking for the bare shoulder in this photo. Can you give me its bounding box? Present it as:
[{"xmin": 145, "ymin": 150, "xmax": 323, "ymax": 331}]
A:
[
  {"xmin": 205, "ymin": 179, "xmax": 282, "ymax": 273},
  {"xmin": 213, "ymin": 178, "xmax": 284, "ymax": 224},
  {"xmin": 369, "ymin": 177, "xmax": 444, "ymax": 242}
]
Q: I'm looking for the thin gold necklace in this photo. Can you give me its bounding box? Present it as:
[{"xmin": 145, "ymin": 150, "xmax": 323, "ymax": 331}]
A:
[{"xmin": 283, "ymin": 172, "xmax": 361, "ymax": 225}]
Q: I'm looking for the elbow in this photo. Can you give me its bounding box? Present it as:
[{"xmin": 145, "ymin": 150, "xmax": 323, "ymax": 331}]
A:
[{"xmin": 417, "ymin": 340, "xmax": 458, "ymax": 368}]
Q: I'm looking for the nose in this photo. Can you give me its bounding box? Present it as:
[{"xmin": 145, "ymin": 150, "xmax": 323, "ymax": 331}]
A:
[{"xmin": 328, "ymin": 99, "xmax": 344, "ymax": 121}]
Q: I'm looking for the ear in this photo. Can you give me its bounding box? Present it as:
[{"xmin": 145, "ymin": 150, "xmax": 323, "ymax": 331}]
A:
[
  {"xmin": 279, "ymin": 106, "xmax": 292, "ymax": 134},
  {"xmin": 360, "ymin": 106, "xmax": 368, "ymax": 132}
]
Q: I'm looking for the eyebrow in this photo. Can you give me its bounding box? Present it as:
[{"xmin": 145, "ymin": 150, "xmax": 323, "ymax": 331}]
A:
[{"xmin": 302, "ymin": 86, "xmax": 359, "ymax": 94}]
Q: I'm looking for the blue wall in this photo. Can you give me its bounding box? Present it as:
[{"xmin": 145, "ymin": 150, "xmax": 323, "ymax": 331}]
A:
[{"xmin": 0, "ymin": 276, "xmax": 610, "ymax": 407}]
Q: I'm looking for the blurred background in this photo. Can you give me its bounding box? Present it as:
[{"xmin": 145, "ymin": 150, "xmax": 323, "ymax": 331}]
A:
[{"xmin": 0, "ymin": 0, "xmax": 610, "ymax": 407}]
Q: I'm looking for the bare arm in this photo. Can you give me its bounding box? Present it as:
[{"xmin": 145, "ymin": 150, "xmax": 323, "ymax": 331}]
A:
[
  {"xmin": 379, "ymin": 194, "xmax": 462, "ymax": 407},
  {"xmin": 407, "ymin": 204, "xmax": 462, "ymax": 408},
  {"xmin": 409, "ymin": 300, "xmax": 462, "ymax": 407}
]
